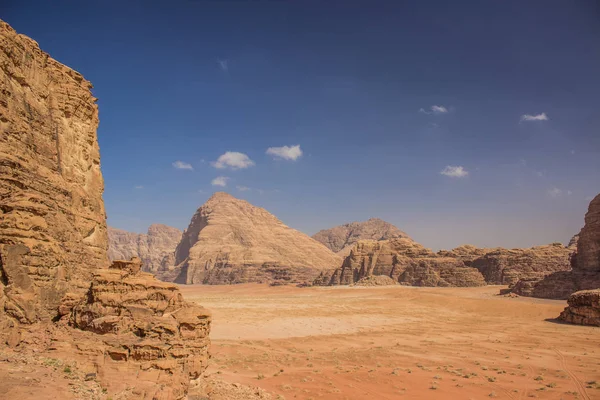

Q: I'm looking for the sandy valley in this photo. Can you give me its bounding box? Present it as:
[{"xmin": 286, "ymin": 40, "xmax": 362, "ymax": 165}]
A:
[{"xmin": 182, "ymin": 284, "xmax": 600, "ymax": 400}]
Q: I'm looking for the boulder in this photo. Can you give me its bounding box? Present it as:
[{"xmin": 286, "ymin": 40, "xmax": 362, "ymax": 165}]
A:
[{"xmin": 558, "ymin": 289, "xmax": 600, "ymax": 326}]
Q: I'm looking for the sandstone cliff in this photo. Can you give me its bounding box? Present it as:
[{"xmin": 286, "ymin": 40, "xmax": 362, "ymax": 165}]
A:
[
  {"xmin": 108, "ymin": 224, "xmax": 182, "ymax": 274},
  {"xmin": 511, "ymin": 194, "xmax": 600, "ymax": 299},
  {"xmin": 0, "ymin": 20, "xmax": 212, "ymax": 399},
  {"xmin": 173, "ymin": 192, "xmax": 342, "ymax": 284},
  {"xmin": 0, "ymin": 20, "xmax": 108, "ymax": 323},
  {"xmin": 312, "ymin": 218, "xmax": 409, "ymax": 256},
  {"xmin": 471, "ymin": 243, "xmax": 572, "ymax": 286},
  {"xmin": 322, "ymin": 238, "xmax": 486, "ymax": 287}
]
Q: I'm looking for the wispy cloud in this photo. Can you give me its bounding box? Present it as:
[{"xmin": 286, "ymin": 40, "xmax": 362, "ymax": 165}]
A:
[
  {"xmin": 548, "ymin": 187, "xmax": 562, "ymax": 197},
  {"xmin": 420, "ymin": 105, "xmax": 449, "ymax": 115},
  {"xmin": 520, "ymin": 112, "xmax": 548, "ymax": 122},
  {"xmin": 266, "ymin": 144, "xmax": 303, "ymax": 161},
  {"xmin": 134, "ymin": 185, "xmax": 144, "ymax": 189},
  {"xmin": 236, "ymin": 185, "xmax": 250, "ymax": 192},
  {"xmin": 218, "ymin": 59, "xmax": 228, "ymax": 71},
  {"xmin": 440, "ymin": 165, "xmax": 469, "ymax": 178},
  {"xmin": 211, "ymin": 152, "xmax": 255, "ymax": 170},
  {"xmin": 211, "ymin": 176, "xmax": 229, "ymax": 187},
  {"xmin": 172, "ymin": 161, "xmax": 194, "ymax": 170}
]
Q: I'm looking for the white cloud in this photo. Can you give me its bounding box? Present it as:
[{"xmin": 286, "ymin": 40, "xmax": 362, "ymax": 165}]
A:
[
  {"xmin": 548, "ymin": 187, "xmax": 562, "ymax": 197},
  {"xmin": 567, "ymin": 190, "xmax": 573, "ymax": 196},
  {"xmin": 218, "ymin": 59, "xmax": 228, "ymax": 71},
  {"xmin": 266, "ymin": 144, "xmax": 303, "ymax": 161},
  {"xmin": 211, "ymin": 176, "xmax": 229, "ymax": 187},
  {"xmin": 570, "ymin": 150, "xmax": 575, "ymax": 155},
  {"xmin": 211, "ymin": 152, "xmax": 255, "ymax": 170},
  {"xmin": 236, "ymin": 185, "xmax": 250, "ymax": 192},
  {"xmin": 520, "ymin": 112, "xmax": 548, "ymax": 122},
  {"xmin": 420, "ymin": 105, "xmax": 449, "ymax": 115},
  {"xmin": 172, "ymin": 161, "xmax": 194, "ymax": 170},
  {"xmin": 134, "ymin": 185, "xmax": 144, "ymax": 189},
  {"xmin": 440, "ymin": 165, "xmax": 469, "ymax": 178}
]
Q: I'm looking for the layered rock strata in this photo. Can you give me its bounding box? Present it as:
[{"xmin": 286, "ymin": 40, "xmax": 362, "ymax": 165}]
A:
[
  {"xmin": 173, "ymin": 192, "xmax": 342, "ymax": 284},
  {"xmin": 558, "ymin": 289, "xmax": 600, "ymax": 327},
  {"xmin": 0, "ymin": 19, "xmax": 108, "ymax": 323},
  {"xmin": 60, "ymin": 258, "xmax": 212, "ymax": 399}
]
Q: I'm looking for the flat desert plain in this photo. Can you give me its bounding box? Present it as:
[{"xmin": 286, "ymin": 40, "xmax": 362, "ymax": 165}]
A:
[{"xmin": 181, "ymin": 284, "xmax": 600, "ymax": 400}]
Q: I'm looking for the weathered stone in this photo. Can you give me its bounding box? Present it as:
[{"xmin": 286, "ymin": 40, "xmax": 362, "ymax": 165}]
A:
[
  {"xmin": 0, "ymin": 20, "xmax": 108, "ymax": 322},
  {"xmin": 63, "ymin": 258, "xmax": 212, "ymax": 399},
  {"xmin": 312, "ymin": 218, "xmax": 410, "ymax": 256},
  {"xmin": 558, "ymin": 289, "xmax": 600, "ymax": 326},
  {"xmin": 173, "ymin": 192, "xmax": 342, "ymax": 284},
  {"xmin": 512, "ymin": 194, "xmax": 600, "ymax": 299},
  {"xmin": 472, "ymin": 243, "xmax": 572, "ymax": 286},
  {"xmin": 108, "ymin": 224, "xmax": 182, "ymax": 275},
  {"xmin": 324, "ymin": 238, "xmax": 487, "ymax": 287}
]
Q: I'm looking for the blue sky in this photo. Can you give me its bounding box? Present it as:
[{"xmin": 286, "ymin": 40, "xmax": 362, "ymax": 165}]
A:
[{"xmin": 3, "ymin": 1, "xmax": 599, "ymax": 250}]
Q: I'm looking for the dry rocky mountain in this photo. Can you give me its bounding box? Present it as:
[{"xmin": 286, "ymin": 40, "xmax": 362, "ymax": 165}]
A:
[
  {"xmin": 312, "ymin": 217, "xmax": 410, "ymax": 256},
  {"xmin": 317, "ymin": 238, "xmax": 487, "ymax": 287},
  {"xmin": 512, "ymin": 193, "xmax": 600, "ymax": 299},
  {"xmin": 316, "ymin": 237, "xmax": 574, "ymax": 288},
  {"xmin": 108, "ymin": 224, "xmax": 182, "ymax": 274},
  {"xmin": 0, "ymin": 20, "xmax": 212, "ymax": 399},
  {"xmin": 173, "ymin": 192, "xmax": 342, "ymax": 284}
]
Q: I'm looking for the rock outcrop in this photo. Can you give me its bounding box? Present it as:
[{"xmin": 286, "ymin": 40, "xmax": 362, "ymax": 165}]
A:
[
  {"xmin": 108, "ymin": 224, "xmax": 182, "ymax": 275},
  {"xmin": 558, "ymin": 289, "xmax": 600, "ymax": 327},
  {"xmin": 312, "ymin": 218, "xmax": 409, "ymax": 256},
  {"xmin": 322, "ymin": 238, "xmax": 487, "ymax": 287},
  {"xmin": 351, "ymin": 275, "xmax": 398, "ymax": 287},
  {"xmin": 0, "ymin": 20, "xmax": 212, "ymax": 399},
  {"xmin": 511, "ymin": 194, "xmax": 600, "ymax": 299},
  {"xmin": 59, "ymin": 257, "xmax": 212, "ymax": 399},
  {"xmin": 471, "ymin": 243, "xmax": 572, "ymax": 286},
  {"xmin": 0, "ymin": 20, "xmax": 108, "ymax": 323},
  {"xmin": 173, "ymin": 192, "xmax": 342, "ymax": 284}
]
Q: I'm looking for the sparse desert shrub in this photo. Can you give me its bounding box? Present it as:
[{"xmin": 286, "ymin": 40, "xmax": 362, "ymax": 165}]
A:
[{"xmin": 257, "ymin": 373, "xmax": 265, "ymax": 380}]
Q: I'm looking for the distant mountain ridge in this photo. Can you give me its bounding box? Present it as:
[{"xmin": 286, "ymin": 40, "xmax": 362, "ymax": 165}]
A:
[
  {"xmin": 108, "ymin": 224, "xmax": 182, "ymax": 274},
  {"xmin": 312, "ymin": 218, "xmax": 410, "ymax": 256}
]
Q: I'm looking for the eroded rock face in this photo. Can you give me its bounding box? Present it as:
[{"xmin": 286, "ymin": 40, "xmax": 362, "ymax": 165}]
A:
[
  {"xmin": 0, "ymin": 20, "xmax": 108, "ymax": 322},
  {"xmin": 512, "ymin": 194, "xmax": 600, "ymax": 299},
  {"xmin": 62, "ymin": 258, "xmax": 212, "ymax": 399},
  {"xmin": 472, "ymin": 243, "xmax": 572, "ymax": 286},
  {"xmin": 108, "ymin": 224, "xmax": 182, "ymax": 275},
  {"xmin": 173, "ymin": 192, "xmax": 342, "ymax": 284},
  {"xmin": 312, "ymin": 218, "xmax": 409, "ymax": 256},
  {"xmin": 558, "ymin": 289, "xmax": 600, "ymax": 327},
  {"xmin": 323, "ymin": 238, "xmax": 487, "ymax": 287}
]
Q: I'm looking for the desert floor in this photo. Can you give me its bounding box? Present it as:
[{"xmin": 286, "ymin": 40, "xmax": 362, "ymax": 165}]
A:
[{"xmin": 181, "ymin": 284, "xmax": 600, "ymax": 400}]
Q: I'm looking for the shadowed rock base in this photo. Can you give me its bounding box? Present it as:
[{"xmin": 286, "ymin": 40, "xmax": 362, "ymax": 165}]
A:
[{"xmin": 559, "ymin": 289, "xmax": 600, "ymax": 326}]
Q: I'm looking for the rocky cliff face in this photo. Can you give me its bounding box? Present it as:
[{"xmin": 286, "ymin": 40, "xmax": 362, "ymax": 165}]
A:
[
  {"xmin": 471, "ymin": 243, "xmax": 572, "ymax": 286},
  {"xmin": 173, "ymin": 192, "xmax": 342, "ymax": 284},
  {"xmin": 0, "ymin": 20, "xmax": 212, "ymax": 398},
  {"xmin": 0, "ymin": 20, "xmax": 108, "ymax": 323},
  {"xmin": 108, "ymin": 224, "xmax": 182, "ymax": 274},
  {"xmin": 312, "ymin": 218, "xmax": 409, "ymax": 256},
  {"xmin": 558, "ymin": 289, "xmax": 600, "ymax": 327},
  {"xmin": 321, "ymin": 238, "xmax": 486, "ymax": 287},
  {"xmin": 511, "ymin": 194, "xmax": 600, "ymax": 299}
]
